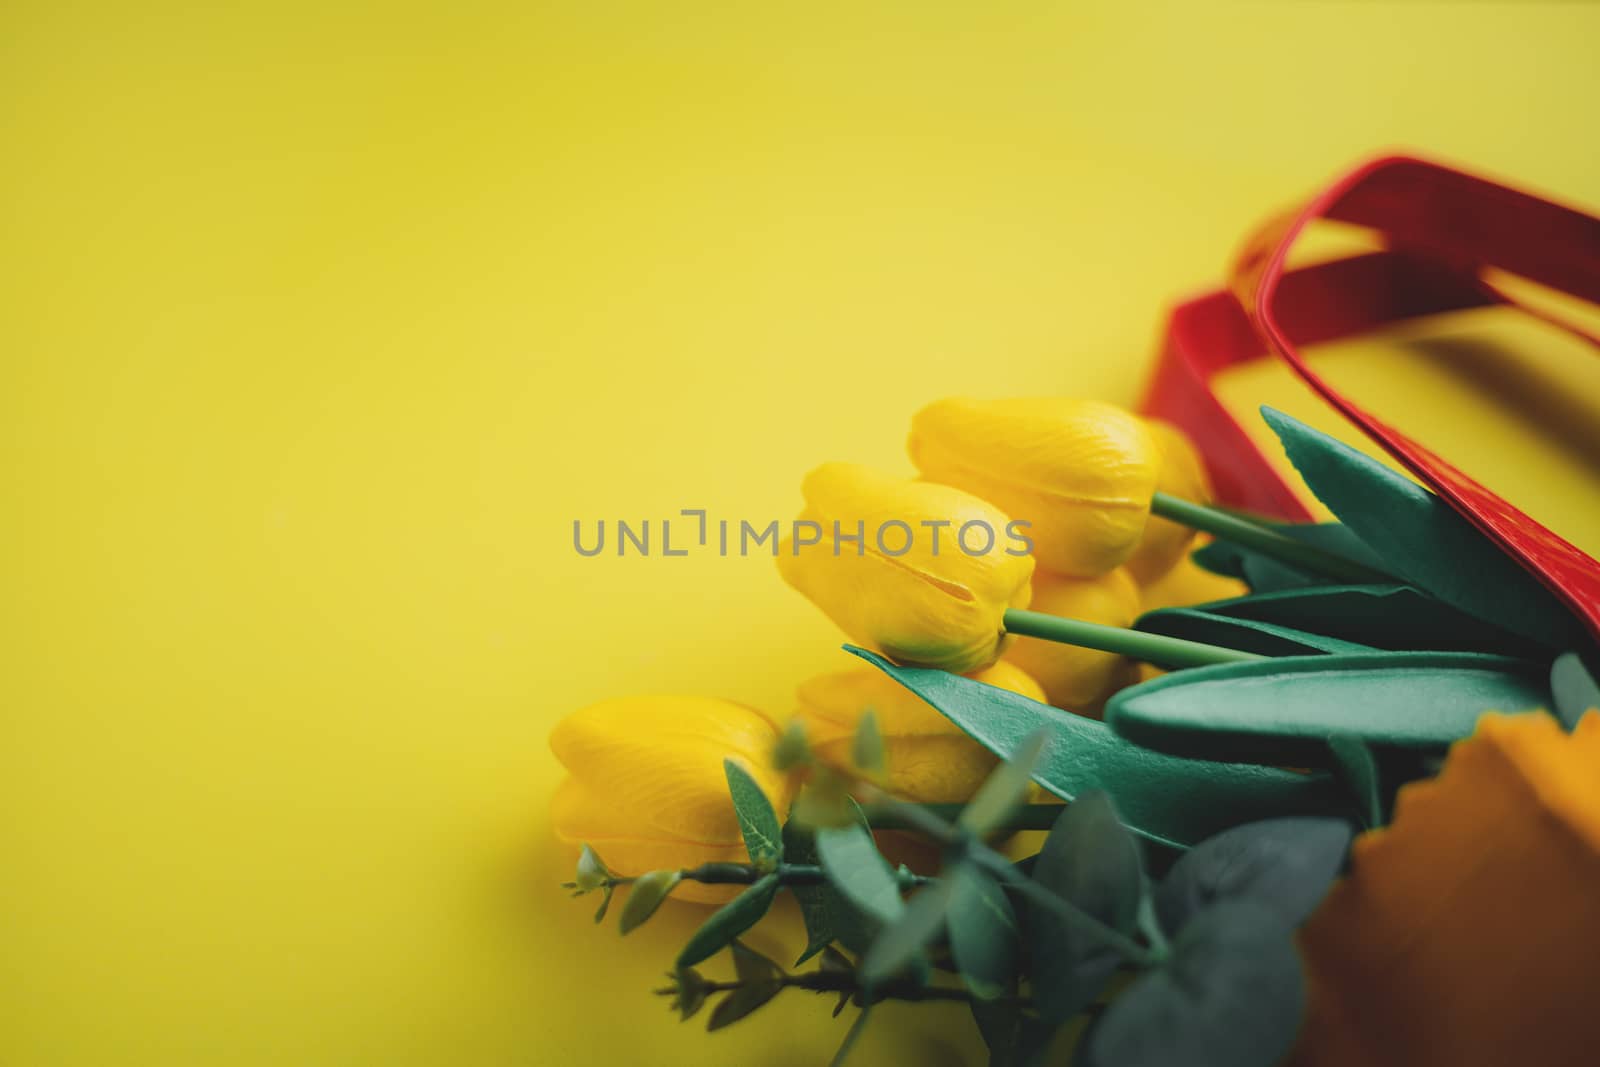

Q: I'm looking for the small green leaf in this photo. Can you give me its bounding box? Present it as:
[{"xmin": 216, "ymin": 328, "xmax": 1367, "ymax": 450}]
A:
[
  {"xmin": 852, "ymin": 709, "xmax": 887, "ymax": 775},
  {"xmin": 1154, "ymin": 818, "xmax": 1351, "ymax": 937},
  {"xmin": 859, "ymin": 876, "xmax": 956, "ymax": 990},
  {"xmin": 816, "ymin": 823, "xmax": 906, "ymax": 926},
  {"xmin": 707, "ymin": 962, "xmax": 784, "ymax": 1033},
  {"xmin": 676, "ymin": 874, "xmax": 781, "ymax": 968},
  {"xmin": 665, "ymin": 967, "xmax": 711, "ymax": 1022},
  {"xmin": 724, "ymin": 759, "xmax": 783, "ymax": 865},
  {"xmin": 1076, "ymin": 901, "xmax": 1303, "ymax": 1067},
  {"xmin": 618, "ymin": 870, "xmax": 682, "ymax": 935},
  {"xmin": 845, "ymin": 646, "xmax": 1353, "ymax": 850},
  {"xmin": 1551, "ymin": 652, "xmax": 1600, "ymax": 732},
  {"xmin": 958, "ymin": 729, "xmax": 1049, "ymax": 836},
  {"xmin": 773, "ymin": 718, "xmax": 812, "ymax": 770},
  {"xmin": 1184, "ymin": 583, "xmax": 1549, "ymax": 658},
  {"xmin": 1028, "ymin": 793, "xmax": 1142, "ymax": 1024},
  {"xmin": 783, "ymin": 819, "xmax": 875, "ymax": 962},
  {"xmin": 1105, "ymin": 651, "xmax": 1547, "ymax": 765},
  {"xmin": 1259, "ymin": 406, "xmax": 1581, "ymax": 650},
  {"xmin": 1326, "ymin": 735, "xmax": 1384, "ymax": 829},
  {"xmin": 946, "ymin": 863, "xmax": 1020, "ymax": 1000},
  {"xmin": 1135, "ymin": 606, "xmax": 1374, "ymax": 656},
  {"xmin": 592, "ymin": 884, "xmax": 614, "ymax": 924},
  {"xmin": 573, "ymin": 844, "xmax": 611, "ymax": 892},
  {"xmin": 728, "ymin": 939, "xmax": 784, "ymax": 985}
]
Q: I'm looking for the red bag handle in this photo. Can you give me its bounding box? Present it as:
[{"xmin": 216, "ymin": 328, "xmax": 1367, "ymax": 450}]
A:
[{"xmin": 1144, "ymin": 154, "xmax": 1600, "ymax": 644}]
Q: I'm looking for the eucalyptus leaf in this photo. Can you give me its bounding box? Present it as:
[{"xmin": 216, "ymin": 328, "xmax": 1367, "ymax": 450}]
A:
[
  {"xmin": 946, "ymin": 863, "xmax": 1020, "ymax": 1001},
  {"xmin": 1028, "ymin": 793, "xmax": 1142, "ymax": 1024},
  {"xmin": 859, "ymin": 876, "xmax": 956, "ymax": 990},
  {"xmin": 676, "ymin": 874, "xmax": 780, "ymax": 968},
  {"xmin": 958, "ymin": 729, "xmax": 1050, "ymax": 836},
  {"xmin": 724, "ymin": 759, "xmax": 783, "ymax": 865},
  {"xmin": 1326, "ymin": 735, "xmax": 1383, "ymax": 829},
  {"xmin": 1185, "ymin": 583, "xmax": 1547, "ymax": 658},
  {"xmin": 707, "ymin": 981, "xmax": 783, "ymax": 1031},
  {"xmin": 845, "ymin": 646, "xmax": 1354, "ymax": 850},
  {"xmin": 1551, "ymin": 652, "xmax": 1600, "ymax": 732},
  {"xmin": 783, "ymin": 820, "xmax": 874, "ymax": 962},
  {"xmin": 970, "ymin": 1000, "xmax": 1056, "ymax": 1067},
  {"xmin": 1154, "ymin": 818, "xmax": 1352, "ymax": 936},
  {"xmin": 1259, "ymin": 406, "xmax": 1582, "ymax": 650},
  {"xmin": 1105, "ymin": 651, "xmax": 1547, "ymax": 765},
  {"xmin": 618, "ymin": 870, "xmax": 681, "ymax": 935},
  {"xmin": 817, "ymin": 823, "xmax": 906, "ymax": 926},
  {"xmin": 1135, "ymin": 606, "xmax": 1374, "ymax": 656},
  {"xmin": 1076, "ymin": 901, "xmax": 1303, "ymax": 1067}
]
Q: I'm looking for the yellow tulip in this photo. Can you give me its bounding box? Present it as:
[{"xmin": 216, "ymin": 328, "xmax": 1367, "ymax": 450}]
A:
[
  {"xmin": 776, "ymin": 462, "xmax": 1035, "ymax": 673},
  {"xmin": 1290, "ymin": 712, "xmax": 1600, "ymax": 1067},
  {"xmin": 549, "ymin": 695, "xmax": 794, "ymax": 904},
  {"xmin": 1124, "ymin": 419, "xmax": 1213, "ymax": 584},
  {"xmin": 1003, "ymin": 567, "xmax": 1142, "ymax": 714},
  {"xmin": 908, "ymin": 396, "xmax": 1161, "ymax": 577},
  {"xmin": 792, "ymin": 661, "xmax": 1047, "ymax": 803}
]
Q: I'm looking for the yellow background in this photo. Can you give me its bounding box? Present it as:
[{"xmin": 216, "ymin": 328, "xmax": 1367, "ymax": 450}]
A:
[{"xmin": 4, "ymin": 3, "xmax": 1598, "ymax": 1064}]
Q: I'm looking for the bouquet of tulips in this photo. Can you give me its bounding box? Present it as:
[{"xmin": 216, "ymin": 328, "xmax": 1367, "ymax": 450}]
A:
[{"xmin": 551, "ymin": 396, "xmax": 1600, "ymax": 1067}]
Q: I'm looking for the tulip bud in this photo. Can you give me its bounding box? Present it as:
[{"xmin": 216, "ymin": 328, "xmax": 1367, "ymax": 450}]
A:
[
  {"xmin": 791, "ymin": 661, "xmax": 1047, "ymax": 803},
  {"xmin": 1003, "ymin": 567, "xmax": 1142, "ymax": 714},
  {"xmin": 549, "ymin": 695, "xmax": 793, "ymax": 904},
  {"xmin": 908, "ymin": 397, "xmax": 1161, "ymax": 577},
  {"xmin": 776, "ymin": 462, "xmax": 1035, "ymax": 673},
  {"xmin": 1137, "ymin": 550, "xmax": 1249, "ymax": 614},
  {"xmin": 1124, "ymin": 419, "xmax": 1214, "ymax": 584}
]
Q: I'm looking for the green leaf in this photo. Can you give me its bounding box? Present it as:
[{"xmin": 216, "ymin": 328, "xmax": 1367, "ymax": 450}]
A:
[
  {"xmin": 816, "ymin": 822, "xmax": 906, "ymax": 926},
  {"xmin": 1135, "ymin": 606, "xmax": 1374, "ymax": 656},
  {"xmin": 958, "ymin": 729, "xmax": 1050, "ymax": 836},
  {"xmin": 618, "ymin": 870, "xmax": 681, "ymax": 934},
  {"xmin": 1326, "ymin": 735, "xmax": 1384, "ymax": 829},
  {"xmin": 783, "ymin": 819, "xmax": 875, "ymax": 962},
  {"xmin": 1028, "ymin": 793, "xmax": 1142, "ymax": 1024},
  {"xmin": 1180, "ymin": 583, "xmax": 1549, "ymax": 658},
  {"xmin": 573, "ymin": 843, "xmax": 611, "ymax": 892},
  {"xmin": 676, "ymin": 874, "xmax": 781, "ymax": 968},
  {"xmin": 707, "ymin": 983, "xmax": 782, "ymax": 1031},
  {"xmin": 859, "ymin": 876, "xmax": 956, "ymax": 990},
  {"xmin": 1154, "ymin": 818, "xmax": 1351, "ymax": 937},
  {"xmin": 665, "ymin": 967, "xmax": 711, "ymax": 1021},
  {"xmin": 970, "ymin": 1000, "xmax": 1057, "ymax": 1067},
  {"xmin": 1105, "ymin": 651, "xmax": 1547, "ymax": 766},
  {"xmin": 852, "ymin": 709, "xmax": 887, "ymax": 775},
  {"xmin": 1259, "ymin": 406, "xmax": 1582, "ymax": 650},
  {"xmin": 1194, "ymin": 520, "xmax": 1388, "ymax": 592},
  {"xmin": 773, "ymin": 718, "xmax": 812, "ymax": 770},
  {"xmin": 1076, "ymin": 901, "xmax": 1303, "ymax": 1067},
  {"xmin": 945, "ymin": 863, "xmax": 1020, "ymax": 1001},
  {"xmin": 1551, "ymin": 652, "xmax": 1600, "ymax": 732},
  {"xmin": 845, "ymin": 646, "xmax": 1354, "ymax": 850},
  {"xmin": 724, "ymin": 759, "xmax": 783, "ymax": 865}
]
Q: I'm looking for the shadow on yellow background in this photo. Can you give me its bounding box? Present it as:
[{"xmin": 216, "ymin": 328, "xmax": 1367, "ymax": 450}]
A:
[{"xmin": 4, "ymin": 3, "xmax": 1597, "ymax": 1064}]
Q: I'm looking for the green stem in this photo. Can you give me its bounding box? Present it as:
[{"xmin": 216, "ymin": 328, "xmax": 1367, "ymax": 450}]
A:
[
  {"xmin": 1003, "ymin": 608, "xmax": 1260, "ymax": 669},
  {"xmin": 1150, "ymin": 491, "xmax": 1391, "ymax": 585}
]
